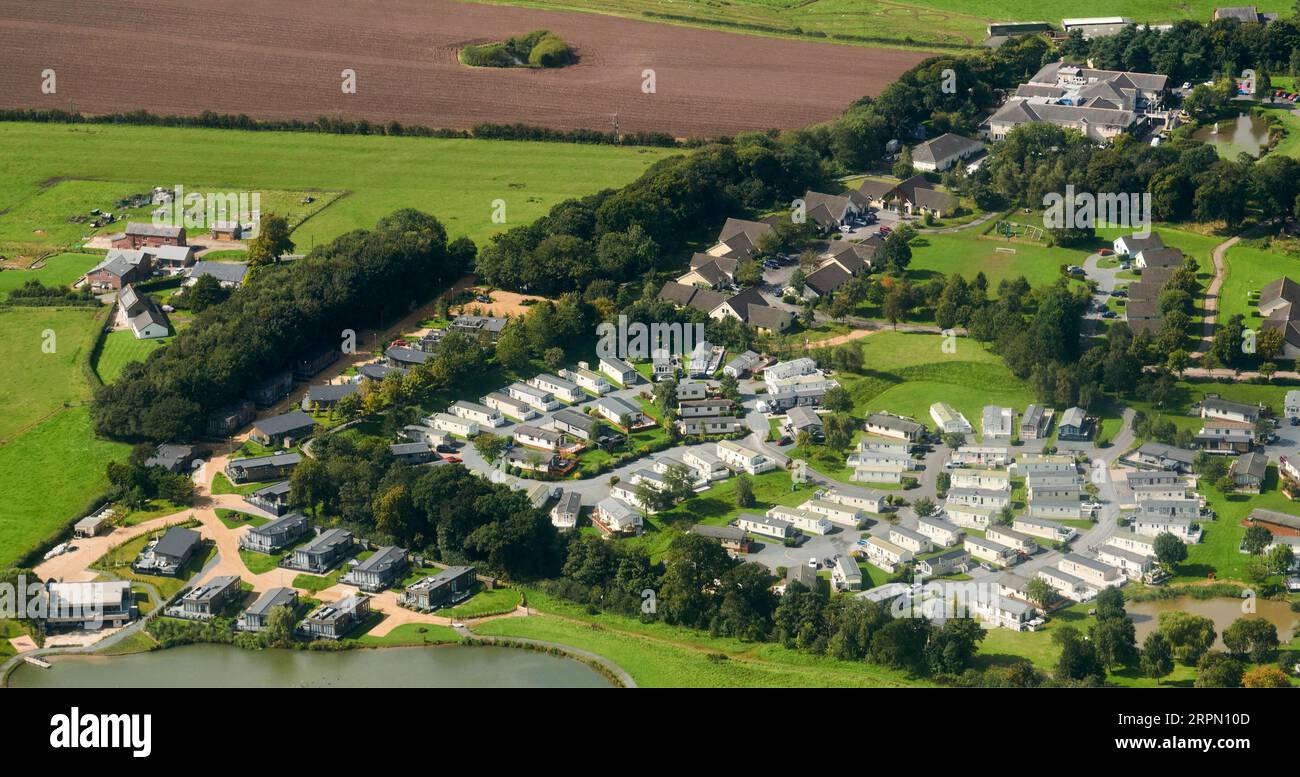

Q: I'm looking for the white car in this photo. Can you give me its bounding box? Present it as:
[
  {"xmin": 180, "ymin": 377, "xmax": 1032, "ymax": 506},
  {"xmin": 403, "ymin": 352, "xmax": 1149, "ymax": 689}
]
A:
[{"xmin": 808, "ymin": 557, "xmax": 819, "ymax": 569}]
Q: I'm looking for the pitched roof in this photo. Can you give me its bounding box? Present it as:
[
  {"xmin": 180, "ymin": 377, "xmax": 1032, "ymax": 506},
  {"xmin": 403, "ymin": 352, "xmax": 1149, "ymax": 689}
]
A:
[
  {"xmin": 187, "ymin": 261, "xmax": 248, "ymax": 285},
  {"xmin": 911, "ymin": 133, "xmax": 984, "ymax": 166},
  {"xmin": 253, "ymin": 410, "xmax": 317, "ymax": 437},
  {"xmin": 804, "ymin": 263, "xmax": 851, "ymax": 296}
]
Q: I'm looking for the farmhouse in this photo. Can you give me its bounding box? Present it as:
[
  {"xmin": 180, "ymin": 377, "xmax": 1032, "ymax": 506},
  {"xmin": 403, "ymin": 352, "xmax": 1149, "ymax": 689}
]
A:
[
  {"xmin": 239, "ymin": 511, "xmax": 310, "ymax": 553},
  {"xmin": 225, "ymin": 451, "xmax": 301, "ymax": 483},
  {"xmin": 287, "ymin": 528, "xmax": 354, "ymax": 573},
  {"xmin": 238, "ymin": 587, "xmax": 298, "ymax": 632},
  {"xmin": 86, "ymin": 249, "xmax": 152, "ymax": 290},
  {"xmin": 117, "ymin": 285, "xmax": 170, "ymax": 339},
  {"xmin": 735, "ymin": 513, "xmax": 797, "ymax": 541},
  {"xmin": 402, "ymin": 566, "xmax": 477, "ymax": 611},
  {"xmin": 185, "ymin": 260, "xmax": 248, "ymax": 288},
  {"xmin": 111, "ymin": 222, "xmax": 186, "ymax": 249},
  {"xmin": 301, "ymin": 594, "xmax": 371, "ymax": 640},
  {"xmin": 343, "ymin": 546, "xmax": 409, "ymax": 592},
  {"xmin": 249, "ymin": 410, "xmax": 317, "ymax": 448}
]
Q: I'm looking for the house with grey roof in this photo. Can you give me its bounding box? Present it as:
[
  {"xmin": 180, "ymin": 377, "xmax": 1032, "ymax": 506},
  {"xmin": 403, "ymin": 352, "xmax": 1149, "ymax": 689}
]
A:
[
  {"xmin": 249, "ymin": 410, "xmax": 317, "ymax": 448},
  {"xmin": 245, "ymin": 480, "xmax": 292, "ymax": 516},
  {"xmin": 401, "ymin": 566, "xmax": 476, "ymax": 611},
  {"xmin": 225, "ymin": 451, "xmax": 301, "ymax": 484},
  {"xmin": 133, "ymin": 526, "xmax": 201, "ymax": 576},
  {"xmin": 301, "ymin": 382, "xmax": 359, "ymax": 411},
  {"xmin": 175, "ymin": 575, "xmax": 242, "ymax": 620},
  {"xmin": 184, "ymin": 260, "xmax": 248, "ymax": 288},
  {"xmin": 343, "ymin": 546, "xmax": 409, "ymax": 592},
  {"xmin": 910, "ymin": 133, "xmax": 985, "ymax": 172},
  {"xmin": 286, "ymin": 528, "xmax": 354, "ymax": 573},
  {"xmin": 300, "ymin": 594, "xmax": 371, "ymax": 640},
  {"xmin": 238, "ymin": 587, "xmax": 298, "ymax": 632},
  {"xmin": 240, "ymin": 511, "xmax": 310, "ymax": 553}
]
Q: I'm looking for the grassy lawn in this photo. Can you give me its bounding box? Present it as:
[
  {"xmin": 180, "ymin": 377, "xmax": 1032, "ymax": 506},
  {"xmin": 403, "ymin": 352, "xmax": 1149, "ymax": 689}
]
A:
[
  {"xmin": 1217, "ymin": 241, "xmax": 1291, "ymax": 326},
  {"xmin": 0, "ymin": 122, "xmax": 672, "ymax": 259},
  {"xmin": 211, "ymin": 472, "xmax": 265, "ymax": 496},
  {"xmin": 441, "ymin": 587, "xmax": 523, "ymax": 619},
  {"xmin": 351, "ymin": 622, "xmax": 461, "ymax": 647},
  {"xmin": 0, "ymin": 407, "xmax": 131, "ymax": 570},
  {"xmin": 117, "ymin": 499, "xmax": 190, "ymax": 526},
  {"xmin": 94, "ymin": 329, "xmax": 174, "ymax": 384},
  {"xmin": 907, "ymin": 228, "xmax": 1092, "ymax": 289},
  {"xmin": 97, "ymin": 629, "xmax": 159, "ymax": 656},
  {"xmin": 472, "ymin": 590, "xmax": 933, "ymax": 687},
  {"xmin": 291, "ymin": 567, "xmax": 348, "ymax": 593},
  {"xmin": 0, "ymin": 306, "xmax": 103, "ymax": 443},
  {"xmin": 216, "ymin": 509, "xmax": 269, "ymax": 530},
  {"xmin": 0, "ymin": 251, "xmax": 102, "ymax": 291}
]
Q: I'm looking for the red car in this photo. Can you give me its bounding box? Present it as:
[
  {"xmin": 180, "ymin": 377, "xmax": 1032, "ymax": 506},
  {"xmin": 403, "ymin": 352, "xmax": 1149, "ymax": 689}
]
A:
[{"xmin": 440, "ymin": 455, "xmax": 462, "ymax": 463}]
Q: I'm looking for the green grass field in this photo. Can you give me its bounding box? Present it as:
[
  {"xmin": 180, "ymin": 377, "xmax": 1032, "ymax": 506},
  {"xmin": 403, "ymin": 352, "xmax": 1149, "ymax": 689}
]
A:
[
  {"xmin": 0, "ymin": 252, "xmax": 101, "ymax": 291},
  {"xmin": 907, "ymin": 229, "xmax": 1090, "ymax": 289},
  {"xmin": 461, "ymin": 0, "xmax": 1273, "ymax": 49},
  {"xmin": 1217, "ymin": 241, "xmax": 1299, "ymax": 325},
  {"xmin": 94, "ymin": 329, "xmax": 174, "ymax": 384},
  {"xmin": 0, "ymin": 122, "xmax": 672, "ymax": 259}
]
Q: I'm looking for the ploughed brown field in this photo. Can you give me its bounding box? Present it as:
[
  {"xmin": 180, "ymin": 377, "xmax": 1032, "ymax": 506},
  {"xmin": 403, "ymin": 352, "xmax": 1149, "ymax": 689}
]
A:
[{"xmin": 0, "ymin": 0, "xmax": 932, "ymax": 137}]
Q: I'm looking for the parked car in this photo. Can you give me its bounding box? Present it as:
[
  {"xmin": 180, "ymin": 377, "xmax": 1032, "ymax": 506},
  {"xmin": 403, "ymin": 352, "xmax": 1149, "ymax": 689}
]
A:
[
  {"xmin": 440, "ymin": 455, "xmax": 462, "ymax": 463},
  {"xmin": 808, "ymin": 557, "xmax": 819, "ymax": 569}
]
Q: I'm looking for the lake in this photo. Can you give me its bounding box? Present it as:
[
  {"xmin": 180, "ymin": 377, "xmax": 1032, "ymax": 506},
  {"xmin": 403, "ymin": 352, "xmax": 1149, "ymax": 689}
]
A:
[
  {"xmin": 1127, "ymin": 595, "xmax": 1299, "ymax": 649},
  {"xmin": 1191, "ymin": 113, "xmax": 1271, "ymax": 158},
  {"xmin": 7, "ymin": 643, "xmax": 613, "ymax": 688}
]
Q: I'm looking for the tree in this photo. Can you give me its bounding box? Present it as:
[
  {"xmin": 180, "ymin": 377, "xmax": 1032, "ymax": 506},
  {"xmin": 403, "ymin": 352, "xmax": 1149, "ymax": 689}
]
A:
[
  {"xmin": 822, "ymin": 385, "xmax": 852, "ymax": 414},
  {"xmin": 263, "ymin": 605, "xmax": 297, "ymax": 647},
  {"xmin": 247, "ymin": 213, "xmax": 294, "ymax": 265},
  {"xmin": 1221, "ymin": 616, "xmax": 1279, "ymax": 663},
  {"xmin": 1091, "ymin": 617, "xmax": 1138, "ymax": 669},
  {"xmin": 1194, "ymin": 651, "xmax": 1245, "ymax": 688},
  {"xmin": 661, "ymin": 462, "xmax": 696, "ymax": 504},
  {"xmin": 734, "ymin": 473, "xmax": 755, "ymax": 508},
  {"xmin": 1153, "ymin": 531, "xmax": 1188, "ymax": 568},
  {"xmin": 1053, "ymin": 625, "xmax": 1105, "ymax": 684},
  {"xmin": 658, "ymin": 533, "xmax": 734, "ymax": 629},
  {"xmin": 473, "ymin": 432, "xmax": 507, "ymax": 462},
  {"xmin": 1266, "ymin": 543, "xmax": 1295, "ymax": 576},
  {"xmin": 912, "ymin": 496, "xmax": 937, "ymax": 517},
  {"xmin": 543, "ymin": 346, "xmax": 565, "ymax": 370},
  {"xmin": 1139, "ymin": 631, "xmax": 1174, "ymax": 685},
  {"xmin": 882, "ymin": 284, "xmax": 910, "ymax": 330},
  {"xmin": 186, "ymin": 273, "xmax": 229, "ymax": 311},
  {"xmin": 634, "ymin": 480, "xmax": 674, "ymax": 515},
  {"xmin": 1242, "ymin": 524, "xmax": 1273, "ymax": 555},
  {"xmin": 1242, "ymin": 665, "xmax": 1290, "ymax": 688},
  {"xmin": 1159, "ymin": 610, "xmax": 1217, "ymax": 665},
  {"xmin": 1026, "ymin": 578, "xmax": 1056, "ymax": 610},
  {"xmin": 926, "ymin": 617, "xmax": 985, "ymax": 675}
]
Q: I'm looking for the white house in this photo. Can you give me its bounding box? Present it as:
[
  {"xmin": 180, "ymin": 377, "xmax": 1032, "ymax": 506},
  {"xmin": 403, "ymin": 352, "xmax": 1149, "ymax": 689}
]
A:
[
  {"xmin": 888, "ymin": 526, "xmax": 932, "ymax": 555},
  {"xmin": 1096, "ymin": 545, "xmax": 1154, "ymax": 580},
  {"xmin": 801, "ymin": 498, "xmax": 865, "ymax": 529},
  {"xmin": 599, "ymin": 355, "xmax": 639, "ymax": 387},
  {"xmin": 1058, "ymin": 553, "xmax": 1125, "ymax": 591},
  {"xmin": 529, "ymin": 373, "xmax": 582, "ymax": 404},
  {"xmin": 930, "ymin": 402, "xmax": 973, "ymax": 434},
  {"xmin": 550, "ymin": 491, "xmax": 582, "ymax": 529},
  {"xmin": 430, "ymin": 412, "xmax": 479, "ymax": 438},
  {"xmin": 949, "ymin": 468, "xmax": 1010, "ymax": 491},
  {"xmin": 481, "ymin": 391, "xmax": 537, "ymax": 421},
  {"xmin": 816, "ymin": 485, "xmax": 888, "ymax": 515},
  {"xmin": 964, "ymin": 535, "xmax": 1018, "ymax": 567},
  {"xmin": 1027, "ymin": 498, "xmax": 1087, "ymax": 520},
  {"xmin": 507, "ymin": 382, "xmax": 561, "ymax": 412},
  {"xmin": 1105, "ymin": 533, "xmax": 1159, "ymax": 558},
  {"xmin": 681, "ymin": 447, "xmax": 731, "ymax": 482},
  {"xmin": 946, "ymin": 487, "xmax": 1010, "ymax": 510},
  {"xmin": 675, "ymin": 379, "xmax": 708, "ymax": 401},
  {"xmin": 736, "ymin": 513, "xmax": 796, "ymax": 541},
  {"xmin": 716, "ymin": 439, "xmax": 775, "ymax": 475},
  {"xmin": 1013, "ymin": 516, "xmax": 1077, "ymax": 543},
  {"xmin": 981, "ymin": 405, "xmax": 1015, "ymax": 441},
  {"xmin": 1128, "ymin": 516, "xmax": 1202, "ymax": 543},
  {"xmin": 986, "ymin": 525, "xmax": 1036, "ymax": 555},
  {"xmin": 450, "ymin": 400, "xmax": 504, "ymax": 428},
  {"xmin": 1009, "ymin": 454, "xmax": 1077, "ymax": 476},
  {"xmin": 917, "ymin": 516, "xmax": 964, "ymax": 547},
  {"xmin": 1026, "ymin": 474, "xmax": 1082, "ymax": 501},
  {"xmin": 863, "ymin": 536, "xmax": 913, "ymax": 573},
  {"xmin": 594, "ymin": 395, "xmax": 645, "ymax": 428},
  {"xmin": 944, "ymin": 502, "xmax": 996, "ymax": 530},
  {"xmin": 852, "ymin": 463, "xmax": 907, "ymax": 484},
  {"xmin": 950, "ymin": 445, "xmax": 1012, "ymax": 467},
  {"xmin": 593, "ymin": 497, "xmax": 642, "ymax": 535},
  {"xmin": 514, "ymin": 424, "xmax": 565, "ymax": 452},
  {"xmin": 561, "ymin": 366, "xmax": 611, "ymax": 396},
  {"xmin": 832, "ymin": 556, "xmax": 863, "ymax": 591},
  {"xmin": 766, "ymin": 505, "xmax": 832, "ymax": 535}
]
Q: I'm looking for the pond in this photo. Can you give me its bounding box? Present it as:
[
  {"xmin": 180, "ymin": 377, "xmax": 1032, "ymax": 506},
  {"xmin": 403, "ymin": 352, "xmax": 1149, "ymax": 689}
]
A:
[
  {"xmin": 1126, "ymin": 595, "xmax": 1299, "ymax": 649},
  {"xmin": 7, "ymin": 643, "xmax": 613, "ymax": 688},
  {"xmin": 1191, "ymin": 113, "xmax": 1271, "ymax": 158}
]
